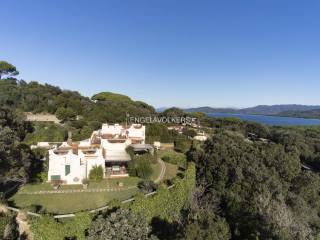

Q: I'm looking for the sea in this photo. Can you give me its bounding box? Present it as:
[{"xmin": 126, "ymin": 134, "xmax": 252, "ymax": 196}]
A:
[{"xmin": 207, "ymin": 113, "xmax": 320, "ymax": 126}]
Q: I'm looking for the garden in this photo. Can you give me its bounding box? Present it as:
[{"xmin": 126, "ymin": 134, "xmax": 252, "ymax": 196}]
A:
[
  {"xmin": 9, "ymin": 151, "xmax": 181, "ymax": 214},
  {"xmin": 10, "ymin": 178, "xmax": 140, "ymax": 214}
]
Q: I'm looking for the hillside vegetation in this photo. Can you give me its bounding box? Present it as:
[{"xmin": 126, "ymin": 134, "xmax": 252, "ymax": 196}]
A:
[
  {"xmin": 0, "ymin": 78, "xmax": 156, "ymax": 141},
  {"xmin": 1, "ymin": 61, "xmax": 320, "ymax": 239}
]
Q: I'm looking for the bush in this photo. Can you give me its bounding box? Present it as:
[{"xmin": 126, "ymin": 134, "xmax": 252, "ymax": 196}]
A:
[
  {"xmin": 159, "ymin": 150, "xmax": 187, "ymax": 167},
  {"xmin": 37, "ymin": 171, "xmax": 48, "ymax": 183},
  {"xmin": 138, "ymin": 180, "xmax": 157, "ymax": 194},
  {"xmin": 89, "ymin": 165, "xmax": 103, "ymax": 181},
  {"xmin": 30, "ymin": 213, "xmax": 91, "ymax": 240},
  {"xmin": 174, "ymin": 137, "xmax": 192, "ymax": 153},
  {"xmin": 162, "ymin": 155, "xmax": 170, "ymax": 162},
  {"xmin": 136, "ymin": 159, "xmax": 153, "ymax": 179},
  {"xmin": 87, "ymin": 209, "xmax": 155, "ymax": 240},
  {"xmin": 146, "ymin": 123, "xmax": 176, "ymax": 143},
  {"xmin": 128, "ymin": 154, "xmax": 154, "ymax": 179}
]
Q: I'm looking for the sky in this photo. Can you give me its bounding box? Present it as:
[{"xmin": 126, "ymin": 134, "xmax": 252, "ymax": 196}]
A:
[{"xmin": 1, "ymin": 0, "xmax": 320, "ymax": 108}]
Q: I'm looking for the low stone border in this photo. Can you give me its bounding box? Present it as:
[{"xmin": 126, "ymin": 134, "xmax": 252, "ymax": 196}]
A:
[{"xmin": 17, "ymin": 186, "xmax": 137, "ymax": 195}]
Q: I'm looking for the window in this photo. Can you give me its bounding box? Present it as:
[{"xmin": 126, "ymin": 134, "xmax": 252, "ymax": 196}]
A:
[
  {"xmin": 65, "ymin": 165, "xmax": 71, "ymax": 175},
  {"xmin": 51, "ymin": 175, "xmax": 61, "ymax": 181}
]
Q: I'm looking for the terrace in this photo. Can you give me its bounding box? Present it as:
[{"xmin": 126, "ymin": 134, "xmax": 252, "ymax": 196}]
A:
[{"xmin": 105, "ymin": 165, "xmax": 128, "ymax": 177}]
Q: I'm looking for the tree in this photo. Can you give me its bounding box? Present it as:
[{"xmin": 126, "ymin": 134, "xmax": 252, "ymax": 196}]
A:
[
  {"xmin": 188, "ymin": 132, "xmax": 319, "ymax": 239},
  {"xmin": 0, "ymin": 106, "xmax": 38, "ymax": 185},
  {"xmin": 146, "ymin": 123, "xmax": 175, "ymax": 143},
  {"xmin": 182, "ymin": 127, "xmax": 197, "ymax": 138},
  {"xmin": 174, "ymin": 137, "xmax": 192, "ymax": 153},
  {"xmin": 128, "ymin": 156, "xmax": 153, "ymax": 179},
  {"xmin": 0, "ymin": 61, "xmax": 19, "ymax": 79},
  {"xmin": 161, "ymin": 107, "xmax": 185, "ymax": 117},
  {"xmin": 184, "ymin": 213, "xmax": 230, "ymax": 240},
  {"xmin": 55, "ymin": 107, "xmax": 76, "ymax": 122},
  {"xmin": 92, "ymin": 92, "xmax": 132, "ymax": 102},
  {"xmin": 86, "ymin": 209, "xmax": 157, "ymax": 240},
  {"xmin": 89, "ymin": 165, "xmax": 103, "ymax": 181}
]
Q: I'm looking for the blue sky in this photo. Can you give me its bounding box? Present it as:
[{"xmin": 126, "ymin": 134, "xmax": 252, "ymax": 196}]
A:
[{"xmin": 1, "ymin": 0, "xmax": 320, "ymax": 108}]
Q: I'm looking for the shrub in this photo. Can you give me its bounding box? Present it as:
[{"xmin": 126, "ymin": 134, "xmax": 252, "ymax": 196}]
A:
[
  {"xmin": 136, "ymin": 159, "xmax": 153, "ymax": 179},
  {"xmin": 138, "ymin": 180, "xmax": 157, "ymax": 194},
  {"xmin": 89, "ymin": 165, "xmax": 103, "ymax": 181},
  {"xmin": 37, "ymin": 171, "xmax": 48, "ymax": 183},
  {"xmin": 128, "ymin": 154, "xmax": 154, "ymax": 179},
  {"xmin": 146, "ymin": 123, "xmax": 176, "ymax": 143},
  {"xmin": 86, "ymin": 209, "xmax": 155, "ymax": 240},
  {"xmin": 162, "ymin": 155, "xmax": 170, "ymax": 162},
  {"xmin": 174, "ymin": 137, "xmax": 192, "ymax": 153},
  {"xmin": 159, "ymin": 150, "xmax": 187, "ymax": 167},
  {"xmin": 30, "ymin": 213, "xmax": 91, "ymax": 240}
]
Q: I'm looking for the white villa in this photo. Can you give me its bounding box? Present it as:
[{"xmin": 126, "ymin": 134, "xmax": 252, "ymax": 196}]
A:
[{"xmin": 48, "ymin": 123, "xmax": 146, "ymax": 184}]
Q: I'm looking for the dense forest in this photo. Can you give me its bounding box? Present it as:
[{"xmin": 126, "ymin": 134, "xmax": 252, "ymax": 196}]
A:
[
  {"xmin": 1, "ymin": 61, "xmax": 320, "ymax": 239},
  {"xmin": 187, "ymin": 131, "xmax": 320, "ymax": 239}
]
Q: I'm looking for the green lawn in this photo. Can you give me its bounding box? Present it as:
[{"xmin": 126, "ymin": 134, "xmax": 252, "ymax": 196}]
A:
[
  {"xmin": 17, "ymin": 177, "xmax": 140, "ymax": 194},
  {"xmin": 158, "ymin": 149, "xmax": 186, "ymax": 167},
  {"xmin": 163, "ymin": 162, "xmax": 178, "ymax": 181},
  {"xmin": 10, "ymin": 177, "xmax": 140, "ymax": 214},
  {"xmin": 11, "ymin": 188, "xmax": 138, "ymax": 214},
  {"xmin": 150, "ymin": 160, "xmax": 178, "ymax": 182}
]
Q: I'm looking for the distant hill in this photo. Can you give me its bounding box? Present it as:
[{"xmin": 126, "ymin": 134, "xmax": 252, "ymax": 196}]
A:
[
  {"xmin": 185, "ymin": 104, "xmax": 320, "ymax": 117},
  {"xmin": 240, "ymin": 104, "xmax": 320, "ymax": 115},
  {"xmin": 276, "ymin": 109, "xmax": 320, "ymax": 119},
  {"xmin": 156, "ymin": 107, "xmax": 168, "ymax": 113},
  {"xmin": 185, "ymin": 106, "xmax": 239, "ymax": 113}
]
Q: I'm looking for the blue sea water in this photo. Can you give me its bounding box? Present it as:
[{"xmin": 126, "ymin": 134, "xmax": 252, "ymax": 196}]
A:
[{"xmin": 207, "ymin": 113, "xmax": 320, "ymax": 126}]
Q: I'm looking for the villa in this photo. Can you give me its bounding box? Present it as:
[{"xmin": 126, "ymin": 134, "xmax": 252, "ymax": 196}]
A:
[
  {"xmin": 48, "ymin": 123, "xmax": 146, "ymax": 184},
  {"xmin": 193, "ymin": 131, "xmax": 208, "ymax": 141}
]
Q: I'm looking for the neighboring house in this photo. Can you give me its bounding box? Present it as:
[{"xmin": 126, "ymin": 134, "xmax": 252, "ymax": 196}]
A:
[
  {"xmin": 167, "ymin": 125, "xmax": 184, "ymax": 134},
  {"xmin": 31, "ymin": 142, "xmax": 58, "ymax": 150},
  {"xmin": 193, "ymin": 131, "xmax": 208, "ymax": 141},
  {"xmin": 48, "ymin": 123, "xmax": 146, "ymax": 184}
]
